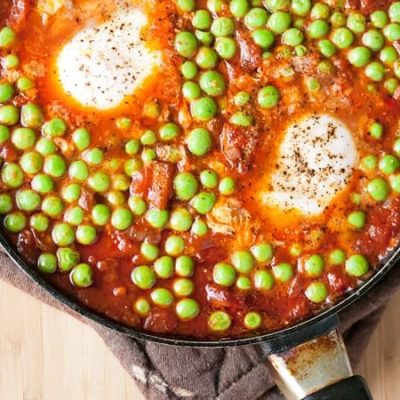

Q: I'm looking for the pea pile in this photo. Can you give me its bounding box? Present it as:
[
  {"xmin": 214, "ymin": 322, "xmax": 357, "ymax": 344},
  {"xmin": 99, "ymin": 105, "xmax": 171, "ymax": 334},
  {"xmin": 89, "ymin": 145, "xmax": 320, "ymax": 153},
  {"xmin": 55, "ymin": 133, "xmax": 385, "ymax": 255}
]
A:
[{"xmin": 1, "ymin": 0, "xmax": 400, "ymax": 337}]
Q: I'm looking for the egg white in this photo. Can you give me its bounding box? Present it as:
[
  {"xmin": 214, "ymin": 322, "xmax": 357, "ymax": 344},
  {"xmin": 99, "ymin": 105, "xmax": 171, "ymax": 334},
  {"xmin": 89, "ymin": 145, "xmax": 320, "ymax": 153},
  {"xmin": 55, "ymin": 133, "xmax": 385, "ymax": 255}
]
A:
[
  {"xmin": 261, "ymin": 114, "xmax": 358, "ymax": 215},
  {"xmin": 56, "ymin": 3, "xmax": 160, "ymax": 110}
]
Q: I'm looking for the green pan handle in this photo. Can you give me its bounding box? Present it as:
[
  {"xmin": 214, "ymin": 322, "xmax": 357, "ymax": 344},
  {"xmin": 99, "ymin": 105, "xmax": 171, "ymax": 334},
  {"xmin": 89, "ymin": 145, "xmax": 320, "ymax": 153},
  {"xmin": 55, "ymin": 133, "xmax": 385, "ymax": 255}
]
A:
[{"xmin": 303, "ymin": 376, "xmax": 373, "ymax": 400}]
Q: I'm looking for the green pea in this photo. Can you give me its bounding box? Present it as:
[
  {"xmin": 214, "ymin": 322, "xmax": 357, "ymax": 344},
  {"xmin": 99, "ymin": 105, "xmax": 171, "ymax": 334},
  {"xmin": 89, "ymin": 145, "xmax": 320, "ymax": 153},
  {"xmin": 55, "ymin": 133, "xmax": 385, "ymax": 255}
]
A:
[
  {"xmin": 173, "ymin": 278, "xmax": 194, "ymax": 296},
  {"xmin": 231, "ymin": 250, "xmax": 254, "ymax": 274},
  {"xmin": 2, "ymin": 54, "xmax": 19, "ymax": 69},
  {"xmin": 305, "ymin": 282, "xmax": 328, "ymax": 303},
  {"xmin": 21, "ymin": 104, "xmax": 44, "ymax": 129},
  {"xmin": 257, "ymin": 85, "xmax": 280, "ymax": 108},
  {"xmin": 176, "ymin": 299, "xmax": 200, "ymax": 321},
  {"xmin": 181, "ymin": 61, "xmax": 198, "ymax": 79},
  {"xmin": 169, "ymin": 208, "xmax": 193, "ymax": 232},
  {"xmin": 291, "ymin": 0, "xmax": 311, "ymax": 16},
  {"xmin": 394, "ymin": 138, "xmax": 400, "ymax": 156},
  {"xmin": 76, "ymin": 224, "xmax": 97, "ymax": 245},
  {"xmin": 0, "ymin": 125, "xmax": 9, "ymax": 144},
  {"xmin": 251, "ymin": 243, "xmax": 273, "ymax": 262},
  {"xmin": 244, "ymin": 311, "xmax": 262, "ymax": 330},
  {"xmin": 304, "ymin": 254, "xmax": 325, "ymax": 277},
  {"xmin": 43, "ymin": 154, "xmax": 66, "ymax": 178},
  {"xmin": 200, "ymin": 169, "xmax": 218, "ymax": 189},
  {"xmin": 30, "ymin": 213, "xmax": 49, "ymax": 232},
  {"xmin": 64, "ymin": 206, "xmax": 84, "ymax": 226},
  {"xmin": 61, "ymin": 183, "xmax": 81, "ymax": 204},
  {"xmin": 330, "ymin": 11, "xmax": 346, "ymax": 27},
  {"xmin": 233, "ymin": 91, "xmax": 251, "ymax": 106},
  {"xmin": 267, "ymin": 11, "xmax": 292, "ymax": 34},
  {"xmin": 106, "ymin": 191, "xmax": 125, "ymax": 207},
  {"xmin": 207, "ymin": 0, "xmax": 223, "ymax": 13},
  {"xmin": 154, "ymin": 256, "xmax": 174, "ymax": 279},
  {"xmin": 345, "ymin": 254, "xmax": 369, "ymax": 277},
  {"xmin": 245, "ymin": 8, "xmax": 269, "ymax": 30},
  {"xmin": 379, "ymin": 154, "xmax": 400, "ymax": 175},
  {"xmin": 347, "ymin": 210, "xmax": 366, "ymax": 229},
  {"xmin": 175, "ymin": 31, "xmax": 198, "ymax": 58},
  {"xmin": 0, "ymin": 193, "xmax": 12, "ymax": 214},
  {"xmin": 174, "ymin": 172, "xmax": 198, "ymax": 200},
  {"xmin": 140, "ymin": 130, "xmax": 157, "ymax": 146},
  {"xmin": 307, "ymin": 20, "xmax": 329, "ymax": 39},
  {"xmin": 175, "ymin": 255, "xmax": 195, "ymax": 277},
  {"xmin": 182, "ymin": 81, "xmax": 201, "ymax": 101},
  {"xmin": 384, "ymin": 78, "xmax": 399, "ymax": 94},
  {"xmin": 346, "ymin": 12, "xmax": 366, "ymax": 34},
  {"xmin": 371, "ymin": 10, "xmax": 388, "ymax": 28},
  {"xmin": 306, "ymin": 77, "xmax": 320, "ymax": 92},
  {"xmin": 395, "ymin": 60, "xmax": 400, "ymax": 78},
  {"xmin": 0, "ymin": 105, "xmax": 19, "ymax": 126},
  {"xmin": 91, "ymin": 204, "xmax": 111, "ymax": 226},
  {"xmin": 236, "ymin": 275, "xmax": 252, "ymax": 290},
  {"xmin": 159, "ymin": 123, "xmax": 179, "ymax": 142},
  {"xmin": 219, "ymin": 177, "xmax": 236, "ymax": 196},
  {"xmin": 190, "ymin": 97, "xmax": 218, "ymax": 121},
  {"xmin": 70, "ymin": 263, "xmax": 94, "ymax": 288},
  {"xmin": 111, "ymin": 207, "xmax": 133, "ymax": 230},
  {"xmin": 318, "ymin": 39, "xmax": 336, "ymax": 57},
  {"xmin": 199, "ymin": 71, "xmax": 226, "ymax": 97},
  {"xmin": 69, "ymin": 128, "xmax": 90, "ymax": 152},
  {"xmin": 16, "ymin": 189, "xmax": 41, "ymax": 212},
  {"xmin": 42, "ymin": 118, "xmax": 67, "ymax": 138},
  {"xmin": 4, "ymin": 211, "xmax": 26, "ymax": 233},
  {"xmin": 211, "ymin": 17, "xmax": 235, "ymax": 37},
  {"xmin": 145, "ymin": 208, "xmax": 169, "ymax": 228},
  {"xmin": 273, "ymin": 263, "xmax": 293, "ymax": 282},
  {"xmin": 384, "ymin": 23, "xmax": 400, "ymax": 41},
  {"xmin": 125, "ymin": 139, "xmax": 141, "ymax": 156},
  {"xmin": 195, "ymin": 30, "xmax": 214, "ymax": 46},
  {"xmin": 367, "ymin": 178, "xmax": 390, "ymax": 202},
  {"xmin": 380, "ymin": 47, "xmax": 398, "ymax": 65},
  {"xmin": 11, "ymin": 127, "xmax": 35, "ymax": 150},
  {"xmin": 115, "ymin": 117, "xmax": 131, "ymax": 130},
  {"xmin": 83, "ymin": 148, "xmax": 104, "ymax": 165},
  {"xmin": 329, "ymin": 249, "xmax": 345, "ymax": 265},
  {"xmin": 254, "ymin": 270, "xmax": 274, "ymax": 290},
  {"xmin": 390, "ymin": 174, "xmax": 400, "ymax": 192},
  {"xmin": 0, "ymin": 82, "xmax": 14, "ymax": 103},
  {"xmin": 191, "ymin": 191, "xmax": 216, "ymax": 214},
  {"xmin": 20, "ymin": 151, "xmax": 43, "ymax": 175},
  {"xmin": 193, "ymin": 9, "xmax": 212, "ymax": 29},
  {"xmin": 361, "ymin": 154, "xmax": 377, "ymax": 170},
  {"xmin": 369, "ymin": 122, "xmax": 383, "ymax": 139},
  {"xmin": 128, "ymin": 195, "xmax": 147, "ymax": 216},
  {"xmin": 31, "ymin": 174, "xmax": 54, "ymax": 194},
  {"xmin": 310, "ymin": 2, "xmax": 330, "ymax": 19},
  {"xmin": 134, "ymin": 298, "xmax": 151, "ymax": 316},
  {"xmin": 131, "ymin": 265, "xmax": 156, "ymax": 289},
  {"xmin": 331, "ymin": 28, "xmax": 354, "ymax": 49},
  {"xmin": 365, "ymin": 62, "xmax": 386, "ymax": 82},
  {"xmin": 282, "ymin": 28, "xmax": 304, "ymax": 46},
  {"xmin": 229, "ymin": 111, "xmax": 254, "ymax": 127},
  {"xmin": 208, "ymin": 310, "xmax": 231, "ymax": 331},
  {"xmin": 230, "ymin": 0, "xmax": 249, "ymax": 17},
  {"xmin": 57, "ymin": 247, "xmax": 80, "ymax": 272},
  {"xmin": 37, "ymin": 253, "xmax": 57, "ymax": 274},
  {"xmin": 17, "ymin": 77, "xmax": 34, "ymax": 92},
  {"xmin": 0, "ymin": 27, "xmax": 17, "ymax": 49},
  {"xmin": 177, "ymin": 0, "xmax": 195, "ymax": 11},
  {"xmin": 214, "ymin": 37, "xmax": 237, "ymax": 59},
  {"xmin": 191, "ymin": 217, "xmax": 208, "ymax": 236},
  {"xmin": 165, "ymin": 234, "xmax": 185, "ymax": 256},
  {"xmin": 288, "ymin": 243, "xmax": 302, "ymax": 257},
  {"xmin": 213, "ymin": 262, "xmax": 236, "ymax": 286},
  {"xmin": 150, "ymin": 288, "xmax": 174, "ymax": 307},
  {"xmin": 36, "ymin": 138, "xmax": 56, "ymax": 155},
  {"xmin": 196, "ymin": 47, "xmax": 219, "ymax": 69},
  {"xmin": 88, "ymin": 172, "xmax": 111, "ymax": 193},
  {"xmin": 362, "ymin": 30, "xmax": 385, "ymax": 51},
  {"xmin": 2, "ymin": 163, "xmax": 24, "ymax": 188},
  {"xmin": 139, "ymin": 242, "xmax": 159, "ymax": 262},
  {"xmin": 51, "ymin": 223, "xmax": 75, "ymax": 246},
  {"xmin": 390, "ymin": 2, "xmax": 400, "ymax": 23},
  {"xmin": 347, "ymin": 46, "xmax": 371, "ymax": 67}
]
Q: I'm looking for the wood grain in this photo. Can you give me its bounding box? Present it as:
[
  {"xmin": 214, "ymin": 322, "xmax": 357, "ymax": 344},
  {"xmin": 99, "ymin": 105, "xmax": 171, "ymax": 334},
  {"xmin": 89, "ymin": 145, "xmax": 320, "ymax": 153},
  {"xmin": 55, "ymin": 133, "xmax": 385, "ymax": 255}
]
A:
[{"xmin": 0, "ymin": 279, "xmax": 399, "ymax": 400}]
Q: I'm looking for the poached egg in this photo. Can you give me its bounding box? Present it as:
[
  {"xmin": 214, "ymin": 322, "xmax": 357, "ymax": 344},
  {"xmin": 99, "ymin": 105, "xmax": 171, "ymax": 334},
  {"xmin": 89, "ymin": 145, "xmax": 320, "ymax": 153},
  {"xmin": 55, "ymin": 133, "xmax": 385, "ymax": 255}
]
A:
[
  {"xmin": 261, "ymin": 114, "xmax": 358, "ymax": 216},
  {"xmin": 56, "ymin": 2, "xmax": 161, "ymax": 110}
]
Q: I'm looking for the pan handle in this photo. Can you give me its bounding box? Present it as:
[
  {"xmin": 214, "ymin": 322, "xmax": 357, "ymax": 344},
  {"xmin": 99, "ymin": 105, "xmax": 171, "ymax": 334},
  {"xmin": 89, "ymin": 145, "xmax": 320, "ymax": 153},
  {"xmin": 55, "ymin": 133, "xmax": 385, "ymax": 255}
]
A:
[
  {"xmin": 302, "ymin": 376, "xmax": 372, "ymax": 400},
  {"xmin": 265, "ymin": 329, "xmax": 374, "ymax": 400}
]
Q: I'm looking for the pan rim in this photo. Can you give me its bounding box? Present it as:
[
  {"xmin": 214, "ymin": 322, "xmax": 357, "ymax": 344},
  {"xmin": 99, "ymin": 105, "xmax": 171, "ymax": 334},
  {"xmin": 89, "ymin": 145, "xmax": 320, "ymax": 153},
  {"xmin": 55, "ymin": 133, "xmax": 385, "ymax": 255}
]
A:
[{"xmin": 1, "ymin": 232, "xmax": 398, "ymax": 347}]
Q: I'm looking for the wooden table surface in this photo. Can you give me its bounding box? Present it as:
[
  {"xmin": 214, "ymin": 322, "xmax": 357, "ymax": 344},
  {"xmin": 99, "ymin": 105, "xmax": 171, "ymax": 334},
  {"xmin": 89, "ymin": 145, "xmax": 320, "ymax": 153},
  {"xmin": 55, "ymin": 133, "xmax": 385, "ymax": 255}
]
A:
[{"xmin": 0, "ymin": 280, "xmax": 399, "ymax": 400}]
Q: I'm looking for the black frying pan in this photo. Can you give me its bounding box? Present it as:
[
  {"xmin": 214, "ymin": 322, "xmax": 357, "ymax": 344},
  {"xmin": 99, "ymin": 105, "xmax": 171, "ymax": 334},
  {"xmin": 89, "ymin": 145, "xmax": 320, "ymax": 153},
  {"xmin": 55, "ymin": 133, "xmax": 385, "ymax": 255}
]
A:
[{"xmin": 2, "ymin": 229, "xmax": 399, "ymax": 400}]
